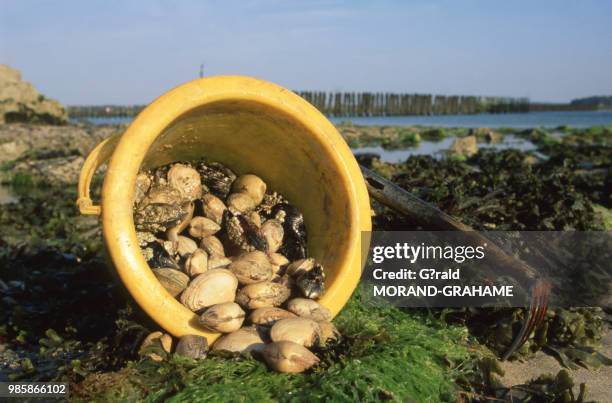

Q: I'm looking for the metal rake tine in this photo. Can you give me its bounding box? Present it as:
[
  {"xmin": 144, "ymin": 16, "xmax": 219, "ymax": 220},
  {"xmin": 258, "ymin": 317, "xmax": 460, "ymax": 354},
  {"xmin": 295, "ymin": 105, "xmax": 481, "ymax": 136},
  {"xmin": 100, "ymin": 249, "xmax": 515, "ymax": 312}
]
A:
[
  {"xmin": 502, "ymin": 280, "xmax": 551, "ymax": 361},
  {"xmin": 521, "ymin": 282, "xmax": 550, "ymax": 346},
  {"xmin": 516, "ymin": 285, "xmax": 547, "ymax": 349}
]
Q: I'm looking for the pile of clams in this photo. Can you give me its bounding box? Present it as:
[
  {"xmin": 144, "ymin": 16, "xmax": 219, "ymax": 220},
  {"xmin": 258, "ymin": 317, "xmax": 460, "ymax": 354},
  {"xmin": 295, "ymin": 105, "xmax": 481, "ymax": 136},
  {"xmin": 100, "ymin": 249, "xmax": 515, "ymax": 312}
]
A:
[{"xmin": 134, "ymin": 162, "xmax": 339, "ymax": 373}]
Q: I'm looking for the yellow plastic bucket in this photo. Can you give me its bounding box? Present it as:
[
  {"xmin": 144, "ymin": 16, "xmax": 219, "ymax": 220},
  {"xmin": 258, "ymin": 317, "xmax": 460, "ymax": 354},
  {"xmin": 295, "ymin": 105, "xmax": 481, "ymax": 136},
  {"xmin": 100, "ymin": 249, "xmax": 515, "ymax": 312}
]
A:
[{"xmin": 77, "ymin": 76, "xmax": 371, "ymax": 344}]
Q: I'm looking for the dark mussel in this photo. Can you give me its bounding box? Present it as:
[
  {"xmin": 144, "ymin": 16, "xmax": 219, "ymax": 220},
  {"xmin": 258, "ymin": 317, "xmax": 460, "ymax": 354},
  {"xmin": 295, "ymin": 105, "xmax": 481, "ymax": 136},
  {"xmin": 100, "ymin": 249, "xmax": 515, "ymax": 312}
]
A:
[
  {"xmin": 222, "ymin": 210, "xmax": 268, "ymax": 252},
  {"xmin": 271, "ymin": 204, "xmax": 307, "ymax": 261},
  {"xmin": 296, "ymin": 264, "xmax": 325, "ymax": 299},
  {"xmin": 196, "ymin": 162, "xmax": 237, "ymax": 199},
  {"xmin": 146, "ymin": 241, "xmax": 181, "ymax": 270}
]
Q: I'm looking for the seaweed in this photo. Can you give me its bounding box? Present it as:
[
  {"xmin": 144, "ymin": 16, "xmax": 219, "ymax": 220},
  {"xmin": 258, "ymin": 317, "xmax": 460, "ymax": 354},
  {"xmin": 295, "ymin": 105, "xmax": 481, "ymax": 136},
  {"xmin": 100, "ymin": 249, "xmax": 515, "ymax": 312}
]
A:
[
  {"xmin": 1, "ymin": 127, "xmax": 610, "ymax": 401},
  {"xmin": 73, "ymin": 289, "xmax": 486, "ymax": 402}
]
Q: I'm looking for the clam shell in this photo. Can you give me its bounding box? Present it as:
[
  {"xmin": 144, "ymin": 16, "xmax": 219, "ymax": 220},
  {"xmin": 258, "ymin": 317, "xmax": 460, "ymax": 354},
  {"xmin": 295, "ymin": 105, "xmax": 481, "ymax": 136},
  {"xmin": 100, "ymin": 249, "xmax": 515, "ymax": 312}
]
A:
[
  {"xmin": 166, "ymin": 201, "xmax": 194, "ymax": 242},
  {"xmin": 199, "ymin": 302, "xmax": 245, "ymax": 333},
  {"xmin": 260, "ymin": 219, "xmax": 284, "ymax": 253},
  {"xmin": 262, "ymin": 341, "xmax": 320, "ymax": 373},
  {"xmin": 134, "ymin": 173, "xmax": 152, "ymax": 205},
  {"xmin": 208, "ymin": 256, "xmax": 232, "ymax": 270},
  {"xmin": 168, "ymin": 164, "xmax": 202, "ymax": 200},
  {"xmin": 268, "ymin": 253, "xmax": 290, "ymax": 276},
  {"xmin": 270, "ymin": 317, "xmax": 320, "ymax": 347},
  {"xmin": 248, "ymin": 211, "xmax": 262, "ymax": 227},
  {"xmin": 249, "ymin": 307, "xmax": 296, "ymax": 327},
  {"xmin": 235, "ymin": 280, "xmax": 291, "ymax": 310},
  {"xmin": 188, "ymin": 216, "xmax": 221, "ymax": 238},
  {"xmin": 286, "ymin": 298, "xmax": 332, "ymax": 322},
  {"xmin": 141, "ymin": 185, "xmax": 183, "ymax": 206},
  {"xmin": 184, "ymin": 249, "xmax": 208, "ymax": 277},
  {"xmin": 175, "ymin": 335, "xmax": 208, "ymax": 359},
  {"xmin": 212, "ymin": 326, "xmax": 265, "ymax": 353},
  {"xmin": 231, "ymin": 174, "xmax": 267, "ymax": 205},
  {"xmin": 176, "ymin": 235, "xmax": 198, "ymax": 257},
  {"xmin": 227, "ymin": 192, "xmax": 257, "ymax": 214},
  {"xmin": 200, "ymin": 236, "xmax": 226, "ymax": 257},
  {"xmin": 180, "ymin": 269, "xmax": 238, "ymax": 312},
  {"xmin": 139, "ymin": 331, "xmax": 173, "ymax": 362},
  {"xmin": 228, "ymin": 251, "xmax": 273, "ymax": 285},
  {"xmin": 152, "ymin": 268, "xmax": 190, "ymax": 297},
  {"xmin": 202, "ymin": 194, "xmax": 227, "ymax": 225},
  {"xmin": 317, "ymin": 321, "xmax": 340, "ymax": 346}
]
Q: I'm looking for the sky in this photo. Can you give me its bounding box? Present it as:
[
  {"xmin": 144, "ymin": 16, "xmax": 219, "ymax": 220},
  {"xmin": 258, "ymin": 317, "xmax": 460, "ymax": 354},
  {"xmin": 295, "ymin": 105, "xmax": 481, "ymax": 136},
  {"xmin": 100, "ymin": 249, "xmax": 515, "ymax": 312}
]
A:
[{"xmin": 1, "ymin": 0, "xmax": 611, "ymax": 105}]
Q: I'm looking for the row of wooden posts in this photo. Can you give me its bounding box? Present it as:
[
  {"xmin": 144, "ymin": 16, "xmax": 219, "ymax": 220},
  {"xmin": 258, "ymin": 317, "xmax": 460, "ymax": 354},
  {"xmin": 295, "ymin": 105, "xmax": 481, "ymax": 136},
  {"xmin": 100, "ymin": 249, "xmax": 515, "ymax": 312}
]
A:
[
  {"xmin": 294, "ymin": 92, "xmax": 530, "ymax": 116},
  {"xmin": 68, "ymin": 91, "xmax": 593, "ymax": 119}
]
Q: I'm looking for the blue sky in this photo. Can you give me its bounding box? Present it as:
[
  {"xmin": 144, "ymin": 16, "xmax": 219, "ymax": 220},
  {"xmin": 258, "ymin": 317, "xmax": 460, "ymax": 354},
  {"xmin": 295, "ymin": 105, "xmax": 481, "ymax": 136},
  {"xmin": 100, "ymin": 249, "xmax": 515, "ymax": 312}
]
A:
[{"xmin": 1, "ymin": 0, "xmax": 611, "ymax": 105}]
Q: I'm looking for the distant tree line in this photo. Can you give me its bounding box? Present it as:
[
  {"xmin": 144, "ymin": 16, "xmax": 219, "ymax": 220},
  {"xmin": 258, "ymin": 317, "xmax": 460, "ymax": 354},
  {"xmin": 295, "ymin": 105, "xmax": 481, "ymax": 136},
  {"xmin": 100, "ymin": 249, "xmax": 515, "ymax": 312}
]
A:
[
  {"xmin": 570, "ymin": 96, "xmax": 612, "ymax": 107},
  {"xmin": 68, "ymin": 91, "xmax": 602, "ymax": 119}
]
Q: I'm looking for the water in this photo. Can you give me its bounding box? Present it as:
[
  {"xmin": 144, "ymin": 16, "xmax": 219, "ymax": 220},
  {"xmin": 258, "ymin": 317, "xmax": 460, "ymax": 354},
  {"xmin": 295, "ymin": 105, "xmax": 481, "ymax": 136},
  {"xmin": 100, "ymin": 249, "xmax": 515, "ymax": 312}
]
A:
[
  {"xmin": 352, "ymin": 134, "xmax": 538, "ymax": 163},
  {"xmin": 79, "ymin": 110, "xmax": 612, "ymax": 129},
  {"xmin": 330, "ymin": 110, "xmax": 612, "ymax": 128}
]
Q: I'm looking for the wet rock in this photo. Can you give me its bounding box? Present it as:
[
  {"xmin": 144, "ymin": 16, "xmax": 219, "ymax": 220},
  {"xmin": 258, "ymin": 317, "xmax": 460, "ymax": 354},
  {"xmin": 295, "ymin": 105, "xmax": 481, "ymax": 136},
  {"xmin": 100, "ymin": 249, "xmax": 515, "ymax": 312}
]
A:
[
  {"xmin": 0, "ymin": 123, "xmax": 121, "ymax": 184},
  {"xmin": 449, "ymin": 135, "xmax": 478, "ymax": 157},
  {"xmin": 0, "ymin": 65, "xmax": 67, "ymax": 124}
]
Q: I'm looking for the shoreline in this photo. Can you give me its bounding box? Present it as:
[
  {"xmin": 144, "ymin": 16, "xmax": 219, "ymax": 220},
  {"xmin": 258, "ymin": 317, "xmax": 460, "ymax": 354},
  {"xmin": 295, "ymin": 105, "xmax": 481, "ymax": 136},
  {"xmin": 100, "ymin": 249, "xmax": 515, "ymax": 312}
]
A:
[{"xmin": 1, "ymin": 122, "xmax": 609, "ymax": 186}]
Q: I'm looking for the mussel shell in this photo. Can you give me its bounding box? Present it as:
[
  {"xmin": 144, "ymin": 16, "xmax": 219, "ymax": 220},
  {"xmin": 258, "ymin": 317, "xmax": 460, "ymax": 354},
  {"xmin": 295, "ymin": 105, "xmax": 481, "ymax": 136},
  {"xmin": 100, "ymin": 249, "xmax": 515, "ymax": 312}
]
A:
[
  {"xmin": 146, "ymin": 241, "xmax": 180, "ymax": 269},
  {"xmin": 196, "ymin": 162, "xmax": 236, "ymax": 199},
  {"xmin": 271, "ymin": 204, "xmax": 307, "ymax": 261},
  {"xmin": 286, "ymin": 258, "xmax": 315, "ymax": 277},
  {"xmin": 296, "ymin": 264, "xmax": 326, "ymax": 299},
  {"xmin": 223, "ymin": 210, "xmax": 268, "ymax": 253}
]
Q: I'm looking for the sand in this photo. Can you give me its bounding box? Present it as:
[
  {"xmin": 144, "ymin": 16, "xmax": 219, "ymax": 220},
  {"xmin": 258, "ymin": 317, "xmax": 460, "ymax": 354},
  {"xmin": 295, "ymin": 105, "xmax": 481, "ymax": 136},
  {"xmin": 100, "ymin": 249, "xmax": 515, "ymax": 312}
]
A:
[{"xmin": 499, "ymin": 325, "xmax": 612, "ymax": 402}]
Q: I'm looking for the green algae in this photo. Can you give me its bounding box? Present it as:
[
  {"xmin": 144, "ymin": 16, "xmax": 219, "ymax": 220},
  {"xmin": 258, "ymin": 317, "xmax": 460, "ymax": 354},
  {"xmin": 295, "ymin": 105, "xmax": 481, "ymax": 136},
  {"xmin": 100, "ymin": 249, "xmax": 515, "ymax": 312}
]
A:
[{"xmin": 74, "ymin": 290, "xmax": 484, "ymax": 402}]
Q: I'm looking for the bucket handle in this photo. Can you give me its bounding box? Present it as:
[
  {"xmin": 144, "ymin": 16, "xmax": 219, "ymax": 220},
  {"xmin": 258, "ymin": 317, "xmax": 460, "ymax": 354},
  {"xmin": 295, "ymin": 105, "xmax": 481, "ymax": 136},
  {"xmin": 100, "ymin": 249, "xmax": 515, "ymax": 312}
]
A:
[{"xmin": 77, "ymin": 134, "xmax": 121, "ymax": 215}]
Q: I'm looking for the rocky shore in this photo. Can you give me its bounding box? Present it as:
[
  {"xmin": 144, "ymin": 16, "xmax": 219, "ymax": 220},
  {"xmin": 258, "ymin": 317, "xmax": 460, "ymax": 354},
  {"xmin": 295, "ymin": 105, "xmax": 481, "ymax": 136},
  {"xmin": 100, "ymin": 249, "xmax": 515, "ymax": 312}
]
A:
[
  {"xmin": 0, "ymin": 123, "xmax": 122, "ymax": 184},
  {"xmin": 0, "ymin": 120, "xmax": 610, "ymax": 401},
  {"xmin": 0, "ymin": 65, "xmax": 67, "ymax": 125}
]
